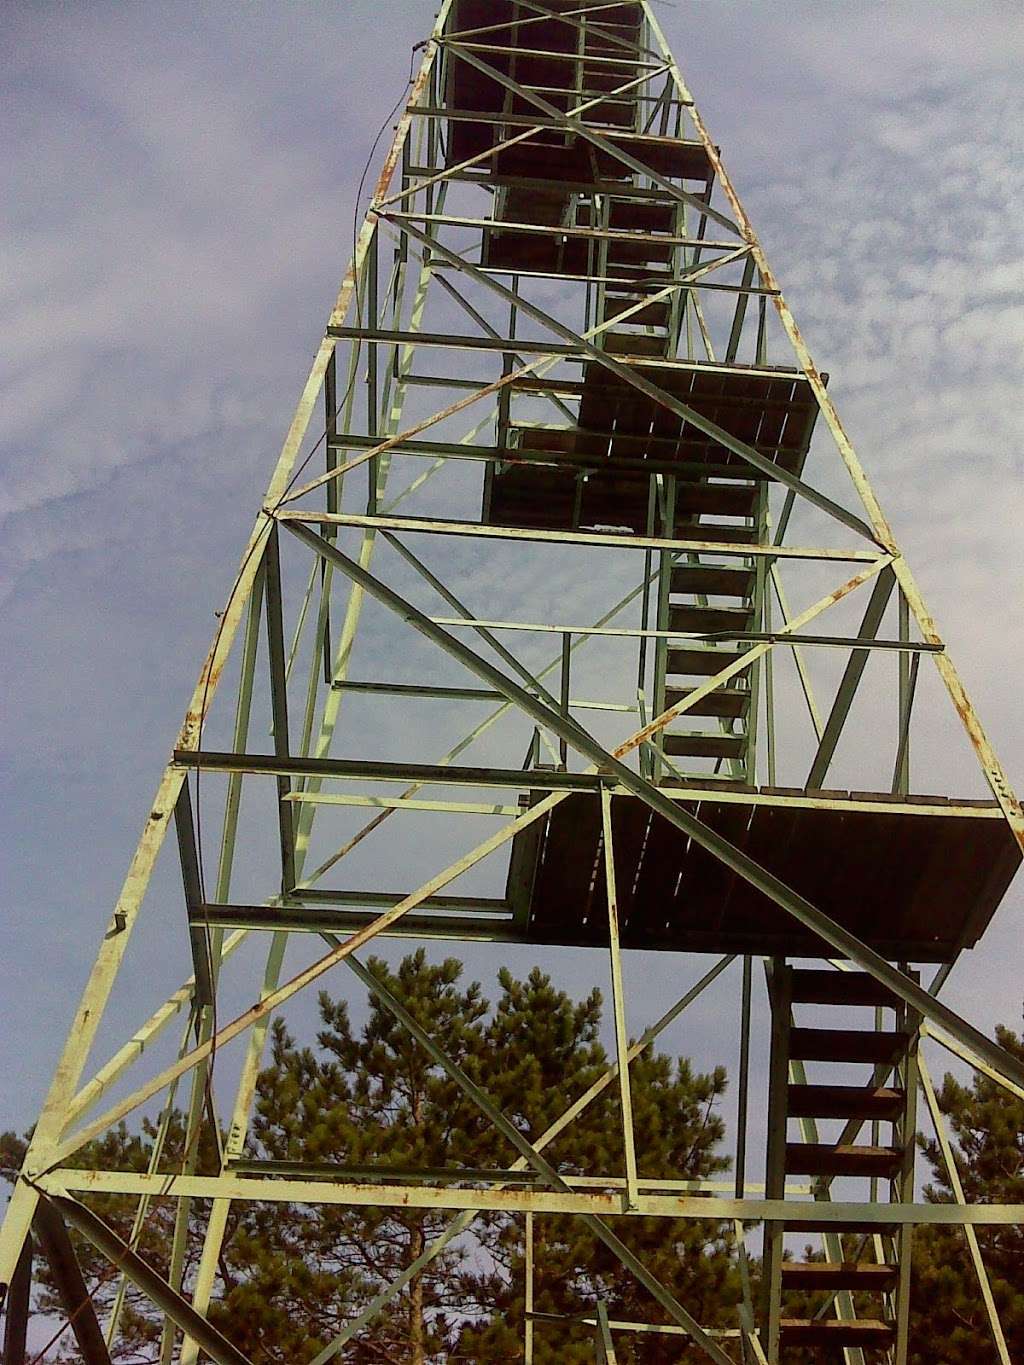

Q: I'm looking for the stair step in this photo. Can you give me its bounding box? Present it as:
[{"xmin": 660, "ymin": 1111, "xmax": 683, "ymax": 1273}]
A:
[
  {"xmin": 580, "ymin": 101, "xmax": 637, "ymax": 129},
  {"xmin": 603, "ymin": 296, "xmax": 670, "ymax": 326},
  {"xmin": 664, "ymin": 686, "xmax": 750, "ymax": 719},
  {"xmin": 583, "ymin": 67, "xmax": 644, "ymax": 94},
  {"xmin": 669, "ymin": 603, "xmax": 754, "ymax": 635},
  {"xmin": 673, "ymin": 521, "xmax": 758, "ymax": 544},
  {"xmin": 663, "ymin": 732, "xmax": 747, "ymax": 760},
  {"xmin": 781, "ymin": 1261, "xmax": 898, "ymax": 1293},
  {"xmin": 789, "ymin": 1028, "xmax": 909, "ymax": 1064},
  {"xmin": 667, "ymin": 646, "xmax": 746, "ymax": 676},
  {"xmin": 785, "ymin": 1143, "xmax": 903, "ymax": 1179},
  {"xmin": 602, "ymin": 332, "xmax": 669, "ymax": 358},
  {"xmin": 604, "ymin": 237, "xmax": 675, "ymax": 267},
  {"xmin": 608, "ymin": 200, "xmax": 675, "ymax": 234},
  {"xmin": 670, "ymin": 563, "xmax": 755, "ymax": 598},
  {"xmin": 790, "ymin": 968, "xmax": 900, "ymax": 1007},
  {"xmin": 503, "ymin": 187, "xmax": 570, "ymax": 226},
  {"xmin": 674, "ymin": 482, "xmax": 760, "ymax": 518},
  {"xmin": 780, "ymin": 1319, "xmax": 894, "ymax": 1347},
  {"xmin": 787, "ymin": 1084, "xmax": 905, "ymax": 1121},
  {"xmin": 787, "ymin": 1218, "xmax": 896, "ymax": 1236}
]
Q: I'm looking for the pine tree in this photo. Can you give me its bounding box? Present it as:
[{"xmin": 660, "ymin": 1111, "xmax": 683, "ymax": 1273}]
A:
[
  {"xmin": 3, "ymin": 953, "xmax": 738, "ymax": 1361},
  {"xmin": 908, "ymin": 1017, "xmax": 1024, "ymax": 1364},
  {"xmin": 446, "ymin": 965, "xmax": 741, "ymax": 1363},
  {"xmin": 218, "ymin": 950, "xmax": 500, "ymax": 1362}
]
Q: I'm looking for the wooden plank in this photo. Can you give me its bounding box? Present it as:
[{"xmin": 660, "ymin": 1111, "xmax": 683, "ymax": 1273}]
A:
[
  {"xmin": 781, "ymin": 1262, "xmax": 898, "ymax": 1293},
  {"xmin": 789, "ymin": 1028, "xmax": 908, "ymax": 1065},
  {"xmin": 788, "ymin": 1083, "xmax": 904, "ymax": 1121},
  {"xmin": 785, "ymin": 1143, "xmax": 903, "ymax": 1178},
  {"xmin": 780, "ymin": 1319, "xmax": 894, "ymax": 1347}
]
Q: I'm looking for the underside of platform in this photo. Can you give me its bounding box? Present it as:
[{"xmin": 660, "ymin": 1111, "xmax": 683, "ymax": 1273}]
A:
[{"xmin": 505, "ymin": 789, "xmax": 1021, "ymax": 960}]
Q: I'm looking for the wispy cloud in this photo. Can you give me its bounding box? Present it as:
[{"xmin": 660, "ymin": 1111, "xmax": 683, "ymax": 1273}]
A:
[{"xmin": 2, "ymin": 0, "xmax": 1021, "ymax": 1138}]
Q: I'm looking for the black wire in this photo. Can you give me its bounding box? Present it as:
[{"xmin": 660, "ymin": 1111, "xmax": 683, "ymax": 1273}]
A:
[{"xmin": 182, "ymin": 41, "xmax": 424, "ymax": 1189}]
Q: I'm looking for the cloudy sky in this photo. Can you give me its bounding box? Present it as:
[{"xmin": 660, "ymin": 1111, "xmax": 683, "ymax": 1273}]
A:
[{"xmin": 3, "ymin": 0, "xmax": 1023, "ymax": 1211}]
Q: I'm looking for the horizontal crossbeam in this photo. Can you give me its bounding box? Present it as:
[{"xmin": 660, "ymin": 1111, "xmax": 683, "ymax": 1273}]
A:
[
  {"xmin": 38, "ymin": 1173, "xmax": 1024, "ymax": 1225},
  {"xmin": 276, "ymin": 510, "xmax": 883, "ymax": 562}
]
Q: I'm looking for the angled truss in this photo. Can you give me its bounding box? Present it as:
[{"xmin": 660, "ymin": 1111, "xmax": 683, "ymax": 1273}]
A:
[{"xmin": 2, "ymin": 3, "xmax": 1021, "ymax": 1363}]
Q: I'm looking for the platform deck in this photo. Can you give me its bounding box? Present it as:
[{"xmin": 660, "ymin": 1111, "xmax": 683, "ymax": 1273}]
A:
[
  {"xmin": 504, "ymin": 788, "xmax": 1021, "ymax": 960},
  {"xmin": 484, "ymin": 359, "xmax": 821, "ymax": 532}
]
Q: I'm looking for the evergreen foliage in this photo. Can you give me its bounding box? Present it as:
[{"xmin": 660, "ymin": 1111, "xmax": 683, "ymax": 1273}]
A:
[
  {"xmin": 2, "ymin": 967, "xmax": 1021, "ymax": 1363},
  {"xmin": 909, "ymin": 1018, "xmax": 1024, "ymax": 1364}
]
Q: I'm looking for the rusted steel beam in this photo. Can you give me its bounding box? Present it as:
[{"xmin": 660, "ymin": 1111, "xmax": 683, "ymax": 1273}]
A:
[
  {"xmin": 31, "ymin": 1200, "xmax": 112, "ymax": 1365},
  {"xmin": 43, "ymin": 1197, "xmax": 251, "ymax": 1365}
]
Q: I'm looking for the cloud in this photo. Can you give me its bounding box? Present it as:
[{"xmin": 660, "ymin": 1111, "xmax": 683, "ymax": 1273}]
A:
[{"xmin": 2, "ymin": 0, "xmax": 1022, "ymax": 1149}]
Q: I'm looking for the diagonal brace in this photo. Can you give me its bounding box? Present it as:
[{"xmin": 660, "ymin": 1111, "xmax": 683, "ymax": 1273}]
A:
[
  {"xmin": 807, "ymin": 566, "xmax": 896, "ymax": 787},
  {"xmin": 282, "ymin": 518, "xmax": 1024, "ymax": 1093},
  {"xmin": 340, "ymin": 951, "xmax": 736, "ymax": 1365},
  {"xmin": 388, "ymin": 217, "xmax": 878, "ymax": 543},
  {"xmin": 30, "ymin": 1199, "xmax": 112, "ymax": 1365},
  {"xmin": 39, "ymin": 1195, "xmax": 252, "ymax": 1365}
]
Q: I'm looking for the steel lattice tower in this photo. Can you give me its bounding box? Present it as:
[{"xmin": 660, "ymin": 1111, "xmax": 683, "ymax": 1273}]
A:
[{"xmin": 3, "ymin": 4, "xmax": 1022, "ymax": 1362}]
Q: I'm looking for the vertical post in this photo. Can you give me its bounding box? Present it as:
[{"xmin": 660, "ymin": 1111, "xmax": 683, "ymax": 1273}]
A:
[
  {"xmin": 652, "ymin": 474, "xmax": 677, "ymax": 781},
  {"xmin": 594, "ymin": 192, "xmax": 610, "ymax": 351},
  {"xmin": 497, "ymin": 276, "xmax": 517, "ymax": 450},
  {"xmin": 681, "ymin": 198, "xmax": 694, "ymax": 360},
  {"xmin": 637, "ymin": 481, "xmax": 658, "ymax": 782},
  {"xmin": 524, "ymin": 1211, "xmax": 534, "ymax": 1365},
  {"xmin": 365, "ymin": 221, "xmax": 379, "ymax": 506},
  {"xmin": 322, "ymin": 351, "xmax": 338, "ymax": 681},
  {"xmin": 745, "ymin": 486, "xmax": 769, "ymax": 784},
  {"xmin": 735, "ymin": 955, "xmax": 753, "ymax": 1199},
  {"xmin": 763, "ymin": 553, "xmax": 776, "ymax": 786},
  {"xmin": 725, "ymin": 256, "xmax": 756, "ymax": 362},
  {"xmin": 894, "ymin": 591, "xmax": 912, "ymax": 795},
  {"xmin": 762, "ymin": 960, "xmax": 792, "ymax": 1363},
  {"xmin": 893, "ymin": 980, "xmax": 920, "ymax": 1365},
  {"xmin": 601, "ymin": 787, "xmax": 640, "ymax": 1211},
  {"xmin": 560, "ymin": 632, "xmax": 572, "ymax": 769},
  {"xmin": 264, "ymin": 524, "xmax": 296, "ymax": 893}
]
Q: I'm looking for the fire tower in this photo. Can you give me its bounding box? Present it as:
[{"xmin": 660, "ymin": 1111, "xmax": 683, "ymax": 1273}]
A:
[{"xmin": 3, "ymin": 3, "xmax": 1023, "ymax": 1362}]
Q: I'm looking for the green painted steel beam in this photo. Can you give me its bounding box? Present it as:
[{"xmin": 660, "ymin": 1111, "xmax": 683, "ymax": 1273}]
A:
[
  {"xmin": 45, "ymin": 1196, "xmax": 252, "ymax": 1365},
  {"xmin": 41, "ymin": 1172, "xmax": 1024, "ymax": 1227},
  {"xmin": 277, "ymin": 509, "xmax": 882, "ymax": 563},
  {"xmin": 806, "ymin": 566, "xmax": 896, "ymax": 787},
  {"xmin": 283, "ymin": 519, "xmax": 1024, "ymax": 1093},
  {"xmin": 392, "ymin": 216, "xmax": 877, "ymax": 542}
]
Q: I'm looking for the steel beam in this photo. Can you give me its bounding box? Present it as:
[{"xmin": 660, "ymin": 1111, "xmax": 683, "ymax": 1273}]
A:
[
  {"xmin": 1, "ymin": 1237, "xmax": 31, "ymax": 1365},
  {"xmin": 43, "ymin": 1196, "xmax": 251, "ymax": 1365},
  {"xmin": 38, "ymin": 1174, "xmax": 1024, "ymax": 1226},
  {"xmin": 30, "ymin": 1199, "xmax": 112, "ymax": 1365},
  {"xmin": 283, "ymin": 520, "xmax": 1024, "ymax": 1092},
  {"xmin": 806, "ymin": 566, "xmax": 896, "ymax": 787}
]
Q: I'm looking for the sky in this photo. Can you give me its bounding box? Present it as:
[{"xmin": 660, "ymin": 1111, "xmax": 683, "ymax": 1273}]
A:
[{"xmin": 2, "ymin": 0, "xmax": 1024, "ymax": 1233}]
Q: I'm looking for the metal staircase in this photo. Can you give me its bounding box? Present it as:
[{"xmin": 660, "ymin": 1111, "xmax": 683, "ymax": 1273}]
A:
[{"xmin": 764, "ymin": 965, "xmax": 920, "ymax": 1361}]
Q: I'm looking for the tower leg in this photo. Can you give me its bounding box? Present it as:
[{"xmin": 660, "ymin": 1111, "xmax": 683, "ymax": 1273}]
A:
[{"xmin": 1, "ymin": 1235, "xmax": 31, "ymax": 1365}]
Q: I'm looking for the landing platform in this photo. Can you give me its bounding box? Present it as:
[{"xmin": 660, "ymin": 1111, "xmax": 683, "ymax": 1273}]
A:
[
  {"xmin": 505, "ymin": 788, "xmax": 1020, "ymax": 960},
  {"xmin": 446, "ymin": 1, "xmax": 651, "ymax": 166},
  {"xmin": 483, "ymin": 360, "xmax": 822, "ymax": 533}
]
